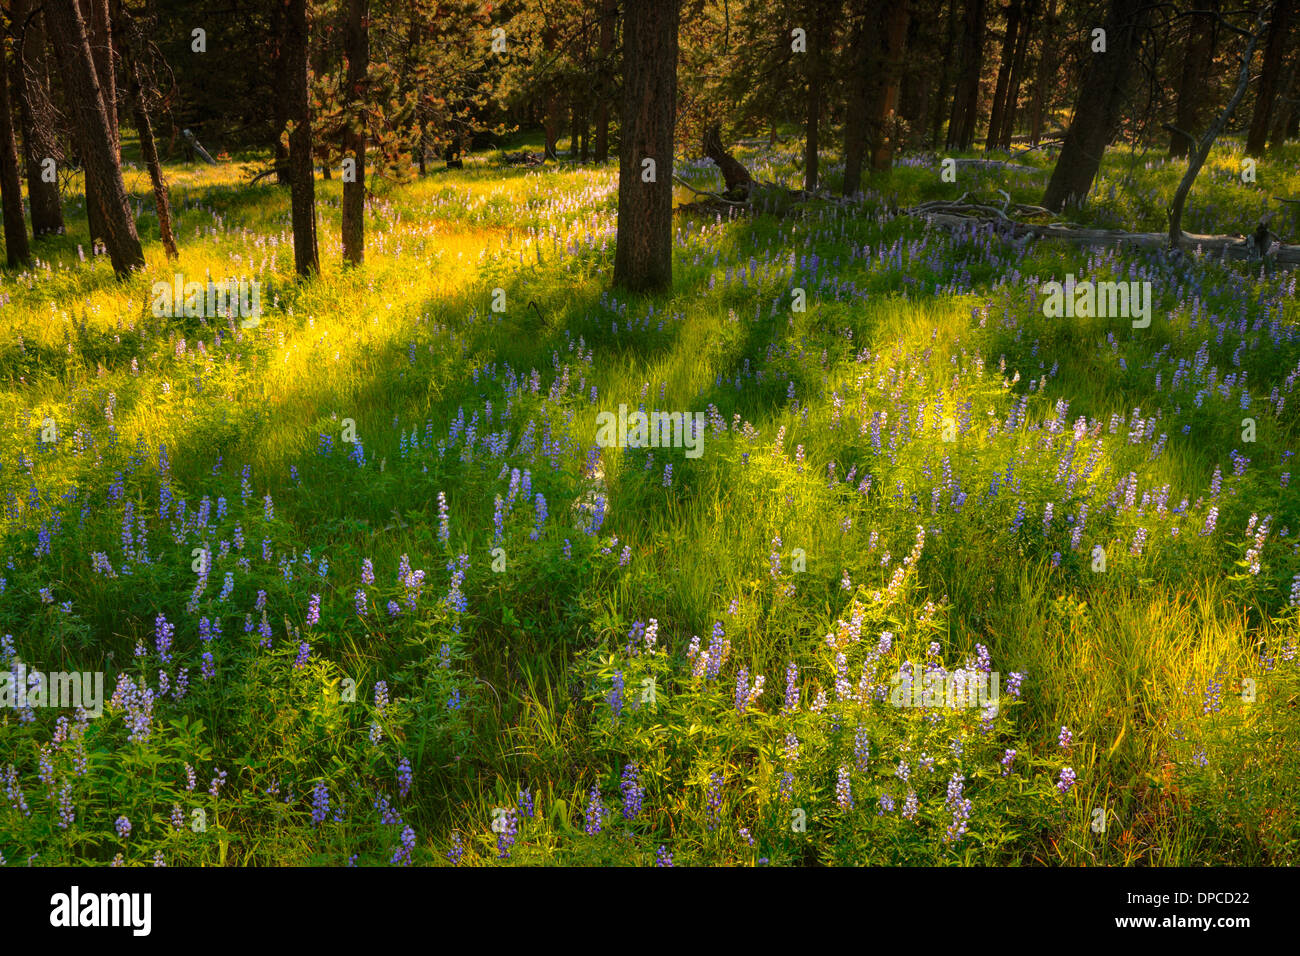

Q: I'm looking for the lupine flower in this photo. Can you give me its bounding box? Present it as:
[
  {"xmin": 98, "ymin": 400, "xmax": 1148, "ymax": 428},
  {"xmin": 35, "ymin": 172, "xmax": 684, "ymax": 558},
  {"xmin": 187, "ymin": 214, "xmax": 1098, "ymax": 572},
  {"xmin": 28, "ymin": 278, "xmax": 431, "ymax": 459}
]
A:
[
  {"xmin": 585, "ymin": 784, "xmax": 605, "ymax": 835},
  {"xmin": 620, "ymin": 763, "xmax": 643, "ymax": 820},
  {"xmin": 311, "ymin": 782, "xmax": 330, "ymax": 826},
  {"xmin": 398, "ymin": 758, "xmax": 413, "ymax": 800},
  {"xmin": 706, "ymin": 772, "xmax": 724, "ymax": 830},
  {"xmin": 1057, "ymin": 767, "xmax": 1077, "ymax": 793},
  {"xmin": 836, "ymin": 767, "xmax": 854, "ymax": 810},
  {"xmin": 1058, "ymin": 725, "xmax": 1073, "ymax": 748},
  {"xmin": 655, "ymin": 845, "xmax": 673, "ymax": 867},
  {"xmin": 306, "ymin": 593, "xmax": 321, "ymax": 627}
]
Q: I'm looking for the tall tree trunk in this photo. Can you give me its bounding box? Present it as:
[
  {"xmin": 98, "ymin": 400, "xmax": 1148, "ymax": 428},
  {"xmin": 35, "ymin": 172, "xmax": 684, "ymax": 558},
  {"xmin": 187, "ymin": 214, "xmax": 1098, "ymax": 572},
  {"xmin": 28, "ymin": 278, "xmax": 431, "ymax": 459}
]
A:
[
  {"xmin": 594, "ymin": 0, "xmax": 615, "ymax": 163},
  {"xmin": 986, "ymin": 0, "xmax": 1023, "ymax": 152},
  {"xmin": 1269, "ymin": 53, "xmax": 1297, "ymax": 147},
  {"xmin": 82, "ymin": 0, "xmax": 117, "ymax": 245},
  {"xmin": 285, "ymin": 0, "xmax": 318, "ymax": 276},
  {"xmin": 570, "ymin": 97, "xmax": 581, "ymax": 159},
  {"xmin": 947, "ymin": 0, "xmax": 987, "ymax": 149},
  {"xmin": 842, "ymin": 7, "xmax": 870, "ymax": 195},
  {"xmin": 0, "ymin": 27, "xmax": 32, "ymax": 267},
  {"xmin": 1042, "ymin": 0, "xmax": 1152, "ymax": 212},
  {"xmin": 1246, "ymin": 0, "xmax": 1292, "ymax": 156},
  {"xmin": 803, "ymin": 3, "xmax": 825, "ymax": 191},
  {"xmin": 612, "ymin": 0, "xmax": 678, "ymax": 293},
  {"xmin": 271, "ymin": 0, "xmax": 290, "ymax": 184},
  {"xmin": 1170, "ymin": 0, "xmax": 1219, "ymax": 156},
  {"xmin": 869, "ymin": 1, "xmax": 910, "ymax": 171},
  {"xmin": 930, "ymin": 0, "xmax": 960, "ymax": 149},
  {"xmin": 341, "ymin": 0, "xmax": 367, "ymax": 266},
  {"xmin": 11, "ymin": 0, "xmax": 64, "ymax": 236},
  {"xmin": 123, "ymin": 44, "xmax": 176, "ymax": 259},
  {"xmin": 43, "ymin": 0, "xmax": 143, "ymax": 276},
  {"xmin": 996, "ymin": 0, "xmax": 1037, "ymax": 148},
  {"xmin": 1029, "ymin": 0, "xmax": 1057, "ymax": 145}
]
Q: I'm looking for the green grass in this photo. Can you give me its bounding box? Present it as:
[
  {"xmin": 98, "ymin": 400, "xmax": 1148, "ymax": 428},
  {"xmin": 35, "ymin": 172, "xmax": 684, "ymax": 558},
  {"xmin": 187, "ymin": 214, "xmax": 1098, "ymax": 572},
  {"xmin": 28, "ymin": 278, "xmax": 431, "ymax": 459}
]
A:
[{"xmin": 0, "ymin": 136, "xmax": 1298, "ymax": 867}]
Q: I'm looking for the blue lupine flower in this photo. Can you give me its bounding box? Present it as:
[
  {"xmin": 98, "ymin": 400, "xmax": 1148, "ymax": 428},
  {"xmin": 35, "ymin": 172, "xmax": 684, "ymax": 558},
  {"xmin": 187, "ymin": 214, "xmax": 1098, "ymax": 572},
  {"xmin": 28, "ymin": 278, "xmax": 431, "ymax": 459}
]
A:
[{"xmin": 620, "ymin": 763, "xmax": 643, "ymax": 820}]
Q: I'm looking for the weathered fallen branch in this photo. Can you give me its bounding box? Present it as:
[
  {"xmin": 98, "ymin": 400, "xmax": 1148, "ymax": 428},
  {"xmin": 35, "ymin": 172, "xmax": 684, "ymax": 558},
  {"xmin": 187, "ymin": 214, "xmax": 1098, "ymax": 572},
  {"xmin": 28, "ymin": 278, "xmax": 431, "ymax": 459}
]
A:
[{"xmin": 904, "ymin": 202, "xmax": 1300, "ymax": 265}]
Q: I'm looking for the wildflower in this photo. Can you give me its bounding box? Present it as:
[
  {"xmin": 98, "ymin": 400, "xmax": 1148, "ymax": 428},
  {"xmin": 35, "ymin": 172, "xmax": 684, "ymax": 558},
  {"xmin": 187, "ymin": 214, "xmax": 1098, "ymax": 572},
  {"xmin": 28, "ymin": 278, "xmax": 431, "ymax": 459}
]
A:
[
  {"xmin": 836, "ymin": 767, "xmax": 854, "ymax": 810},
  {"xmin": 655, "ymin": 845, "xmax": 673, "ymax": 867},
  {"xmin": 306, "ymin": 593, "xmax": 321, "ymax": 627},
  {"xmin": 1058, "ymin": 725, "xmax": 1073, "ymax": 748},
  {"xmin": 620, "ymin": 763, "xmax": 644, "ymax": 820},
  {"xmin": 1057, "ymin": 767, "xmax": 1077, "ymax": 794},
  {"xmin": 585, "ymin": 784, "xmax": 605, "ymax": 835},
  {"xmin": 447, "ymin": 831, "xmax": 464, "ymax": 865},
  {"xmin": 398, "ymin": 758, "xmax": 413, "ymax": 800},
  {"xmin": 1000, "ymin": 748, "xmax": 1016, "ymax": 775},
  {"xmin": 496, "ymin": 809, "xmax": 518, "ymax": 859},
  {"xmin": 311, "ymin": 782, "xmax": 330, "ymax": 826},
  {"xmin": 607, "ymin": 671, "xmax": 624, "ymax": 720}
]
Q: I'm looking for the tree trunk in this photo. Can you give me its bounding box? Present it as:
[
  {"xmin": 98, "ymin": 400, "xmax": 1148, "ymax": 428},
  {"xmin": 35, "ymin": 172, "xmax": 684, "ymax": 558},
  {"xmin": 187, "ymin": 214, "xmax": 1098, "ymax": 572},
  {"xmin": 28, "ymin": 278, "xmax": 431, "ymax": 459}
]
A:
[
  {"xmin": 82, "ymin": 0, "xmax": 117, "ymax": 246},
  {"xmin": 124, "ymin": 47, "xmax": 176, "ymax": 259},
  {"xmin": 947, "ymin": 0, "xmax": 987, "ymax": 150},
  {"xmin": 285, "ymin": 0, "xmax": 318, "ymax": 276},
  {"xmin": 1169, "ymin": 15, "xmax": 1263, "ymax": 246},
  {"xmin": 1246, "ymin": 0, "xmax": 1291, "ymax": 156},
  {"xmin": 44, "ymin": 0, "xmax": 142, "ymax": 276},
  {"xmin": 995, "ymin": 0, "xmax": 1037, "ymax": 149},
  {"xmin": 1170, "ymin": 0, "xmax": 1219, "ymax": 157},
  {"xmin": 1042, "ymin": 0, "xmax": 1151, "ymax": 212},
  {"xmin": 341, "ymin": 0, "xmax": 367, "ymax": 266},
  {"xmin": 1029, "ymin": 0, "xmax": 1057, "ymax": 145},
  {"xmin": 271, "ymin": 0, "xmax": 290, "ymax": 185},
  {"xmin": 986, "ymin": 0, "xmax": 1023, "ymax": 152},
  {"xmin": 11, "ymin": 0, "xmax": 64, "ymax": 236},
  {"xmin": 869, "ymin": 1, "xmax": 910, "ymax": 171},
  {"xmin": 594, "ymin": 0, "xmax": 615, "ymax": 163},
  {"xmin": 1269, "ymin": 53, "xmax": 1297, "ymax": 147},
  {"xmin": 0, "ymin": 28, "xmax": 32, "ymax": 267},
  {"xmin": 613, "ymin": 0, "xmax": 678, "ymax": 293},
  {"xmin": 842, "ymin": 7, "xmax": 870, "ymax": 195},
  {"xmin": 803, "ymin": 4, "xmax": 824, "ymax": 191},
  {"xmin": 930, "ymin": 0, "xmax": 960, "ymax": 149}
]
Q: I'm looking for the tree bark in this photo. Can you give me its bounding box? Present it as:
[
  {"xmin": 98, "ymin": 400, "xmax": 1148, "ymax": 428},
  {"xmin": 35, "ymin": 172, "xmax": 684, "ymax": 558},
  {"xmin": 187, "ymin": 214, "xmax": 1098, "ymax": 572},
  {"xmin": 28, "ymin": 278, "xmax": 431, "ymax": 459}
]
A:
[
  {"xmin": 0, "ymin": 26, "xmax": 32, "ymax": 267},
  {"xmin": 613, "ymin": 0, "xmax": 678, "ymax": 293},
  {"xmin": 986, "ymin": 0, "xmax": 1023, "ymax": 152},
  {"xmin": 271, "ymin": 0, "xmax": 290, "ymax": 184},
  {"xmin": 947, "ymin": 0, "xmax": 987, "ymax": 150},
  {"xmin": 842, "ymin": 7, "xmax": 870, "ymax": 195},
  {"xmin": 44, "ymin": 0, "xmax": 142, "ymax": 276},
  {"xmin": 803, "ymin": 3, "xmax": 826, "ymax": 191},
  {"xmin": 1246, "ymin": 0, "xmax": 1291, "ymax": 156},
  {"xmin": 122, "ymin": 37, "xmax": 176, "ymax": 259},
  {"xmin": 11, "ymin": 0, "xmax": 64, "ymax": 236},
  {"xmin": 1028, "ymin": 0, "xmax": 1057, "ymax": 145},
  {"xmin": 869, "ymin": 1, "xmax": 910, "ymax": 170},
  {"xmin": 930, "ymin": 0, "xmax": 960, "ymax": 149},
  {"xmin": 1169, "ymin": 14, "xmax": 1264, "ymax": 247},
  {"xmin": 1170, "ymin": 0, "xmax": 1219, "ymax": 157},
  {"xmin": 285, "ymin": 0, "xmax": 318, "ymax": 276},
  {"xmin": 1042, "ymin": 0, "xmax": 1152, "ymax": 212},
  {"xmin": 995, "ymin": 0, "xmax": 1037, "ymax": 149},
  {"xmin": 341, "ymin": 0, "xmax": 367, "ymax": 266},
  {"xmin": 594, "ymin": 0, "xmax": 615, "ymax": 163},
  {"xmin": 81, "ymin": 0, "xmax": 117, "ymax": 246}
]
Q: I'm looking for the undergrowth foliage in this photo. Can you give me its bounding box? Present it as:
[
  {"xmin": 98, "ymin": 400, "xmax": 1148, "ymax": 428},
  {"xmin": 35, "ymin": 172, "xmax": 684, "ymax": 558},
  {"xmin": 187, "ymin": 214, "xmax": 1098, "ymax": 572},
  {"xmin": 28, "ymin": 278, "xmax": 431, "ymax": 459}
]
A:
[{"xmin": 1, "ymin": 139, "xmax": 1299, "ymax": 866}]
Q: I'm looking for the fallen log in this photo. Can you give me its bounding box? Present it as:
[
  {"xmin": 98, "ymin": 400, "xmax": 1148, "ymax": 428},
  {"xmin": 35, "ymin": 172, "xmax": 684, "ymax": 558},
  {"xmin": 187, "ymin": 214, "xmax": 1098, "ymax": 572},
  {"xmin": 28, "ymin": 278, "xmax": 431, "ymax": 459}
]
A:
[{"xmin": 904, "ymin": 202, "xmax": 1300, "ymax": 265}]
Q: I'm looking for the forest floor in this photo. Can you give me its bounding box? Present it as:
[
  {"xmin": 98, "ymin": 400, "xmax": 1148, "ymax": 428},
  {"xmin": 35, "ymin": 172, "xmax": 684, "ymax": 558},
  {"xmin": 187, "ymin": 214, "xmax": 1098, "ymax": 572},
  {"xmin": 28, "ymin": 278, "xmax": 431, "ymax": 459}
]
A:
[{"xmin": 1, "ymin": 136, "xmax": 1298, "ymax": 865}]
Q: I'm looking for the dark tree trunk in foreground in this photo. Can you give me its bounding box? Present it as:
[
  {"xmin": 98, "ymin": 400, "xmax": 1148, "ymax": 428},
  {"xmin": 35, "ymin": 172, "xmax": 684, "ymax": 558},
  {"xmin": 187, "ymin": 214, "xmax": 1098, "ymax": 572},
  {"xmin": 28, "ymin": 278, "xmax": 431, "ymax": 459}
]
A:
[
  {"xmin": 1042, "ymin": 0, "xmax": 1151, "ymax": 212},
  {"xmin": 869, "ymin": 1, "xmax": 910, "ymax": 170},
  {"xmin": 1246, "ymin": 0, "xmax": 1292, "ymax": 156},
  {"xmin": 929, "ymin": 0, "xmax": 960, "ymax": 149},
  {"xmin": 613, "ymin": 0, "xmax": 678, "ymax": 293},
  {"xmin": 126, "ymin": 56, "xmax": 177, "ymax": 259},
  {"xmin": 83, "ymin": 0, "xmax": 117, "ymax": 247},
  {"xmin": 594, "ymin": 0, "xmax": 615, "ymax": 163},
  {"xmin": 341, "ymin": 0, "xmax": 368, "ymax": 266},
  {"xmin": 44, "ymin": 0, "xmax": 143, "ymax": 276},
  {"xmin": 285, "ymin": 0, "xmax": 319, "ymax": 277},
  {"xmin": 0, "ymin": 30, "xmax": 31, "ymax": 267},
  {"xmin": 947, "ymin": 0, "xmax": 987, "ymax": 149},
  {"xmin": 1169, "ymin": 0, "xmax": 1218, "ymax": 157},
  {"xmin": 12, "ymin": 0, "xmax": 64, "ymax": 236}
]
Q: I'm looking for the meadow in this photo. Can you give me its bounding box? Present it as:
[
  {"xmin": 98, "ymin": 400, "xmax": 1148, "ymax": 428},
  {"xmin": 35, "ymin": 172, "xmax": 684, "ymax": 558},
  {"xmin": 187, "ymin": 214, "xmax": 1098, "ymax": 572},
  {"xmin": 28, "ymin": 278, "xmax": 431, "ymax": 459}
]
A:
[{"xmin": 1, "ymin": 136, "xmax": 1298, "ymax": 866}]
